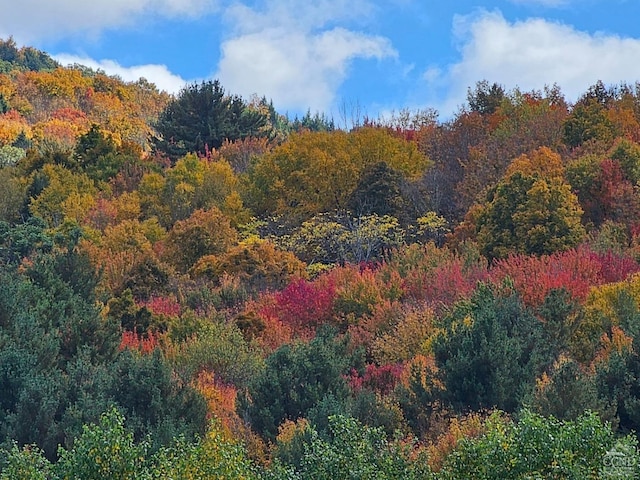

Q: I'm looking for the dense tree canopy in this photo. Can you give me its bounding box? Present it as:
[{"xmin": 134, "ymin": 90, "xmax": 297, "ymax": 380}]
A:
[{"xmin": 6, "ymin": 39, "xmax": 640, "ymax": 478}]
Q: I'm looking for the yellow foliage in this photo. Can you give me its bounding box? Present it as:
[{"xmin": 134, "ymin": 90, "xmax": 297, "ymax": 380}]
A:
[
  {"xmin": 138, "ymin": 172, "xmax": 170, "ymax": 222},
  {"xmin": 222, "ymin": 190, "xmax": 251, "ymax": 227},
  {"xmin": 276, "ymin": 418, "xmax": 310, "ymax": 446},
  {"xmin": 0, "ymin": 111, "xmax": 30, "ymax": 145},
  {"xmin": 29, "ymin": 164, "xmax": 97, "ymax": 227},
  {"xmin": 101, "ymin": 219, "xmax": 158, "ymax": 256},
  {"xmin": 249, "ymin": 127, "xmax": 429, "ymax": 217},
  {"xmin": 0, "ymin": 74, "xmax": 16, "ymax": 100},
  {"xmin": 195, "ymin": 371, "xmax": 239, "ymax": 439},
  {"xmin": 113, "ymin": 191, "xmax": 142, "ymax": 222},
  {"xmin": 192, "ymin": 238, "xmax": 307, "ymax": 291},
  {"xmin": 572, "ymin": 274, "xmax": 640, "ymax": 363},
  {"xmin": 32, "ymin": 68, "xmax": 91, "ymax": 101},
  {"xmin": 505, "ymin": 146, "xmax": 565, "ymax": 181},
  {"xmin": 371, "ymin": 307, "xmax": 436, "ymax": 364},
  {"xmin": 61, "ymin": 191, "xmax": 96, "ymax": 223}
]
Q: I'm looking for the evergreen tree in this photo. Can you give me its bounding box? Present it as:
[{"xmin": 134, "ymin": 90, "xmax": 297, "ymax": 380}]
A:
[
  {"xmin": 432, "ymin": 283, "xmax": 553, "ymax": 413},
  {"xmin": 240, "ymin": 327, "xmax": 359, "ymax": 440},
  {"xmin": 154, "ymin": 80, "xmax": 269, "ymax": 161}
]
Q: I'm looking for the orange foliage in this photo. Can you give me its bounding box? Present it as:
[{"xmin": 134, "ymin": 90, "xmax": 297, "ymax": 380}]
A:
[
  {"xmin": 195, "ymin": 371, "xmax": 239, "ymax": 435},
  {"xmin": 276, "ymin": 417, "xmax": 310, "ymax": 445},
  {"xmin": 347, "ymin": 300, "xmax": 404, "ymax": 354},
  {"xmin": 0, "ymin": 110, "xmax": 30, "ymax": 145},
  {"xmin": 51, "ymin": 106, "xmax": 89, "ymax": 124},
  {"xmin": 81, "ymin": 243, "xmax": 137, "ymax": 295},
  {"xmin": 591, "ymin": 325, "xmax": 633, "ymax": 368},
  {"xmin": 399, "ymin": 354, "xmax": 439, "ymax": 389},
  {"xmin": 505, "ymin": 146, "xmax": 565, "ymax": 180},
  {"xmin": 119, "ymin": 330, "xmax": 159, "ymax": 354},
  {"xmin": 194, "ymin": 370, "xmax": 267, "ymax": 460},
  {"xmin": 33, "ymin": 117, "xmax": 89, "ymax": 151},
  {"xmin": 4, "ymin": 67, "xmax": 168, "ymax": 150},
  {"xmin": 328, "ymin": 264, "xmax": 402, "ymax": 326},
  {"xmin": 240, "ymin": 298, "xmax": 294, "ymax": 353},
  {"xmin": 427, "ymin": 412, "xmax": 487, "ymax": 472}
]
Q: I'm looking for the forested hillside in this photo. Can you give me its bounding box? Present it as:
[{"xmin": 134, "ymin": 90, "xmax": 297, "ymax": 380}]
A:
[{"xmin": 3, "ymin": 38, "xmax": 640, "ymax": 478}]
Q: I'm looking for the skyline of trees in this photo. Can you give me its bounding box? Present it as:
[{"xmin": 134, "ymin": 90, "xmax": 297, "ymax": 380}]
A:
[{"xmin": 6, "ymin": 38, "xmax": 640, "ymax": 477}]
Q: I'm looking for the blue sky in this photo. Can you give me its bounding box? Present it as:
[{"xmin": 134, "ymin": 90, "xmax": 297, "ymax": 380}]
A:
[{"xmin": 2, "ymin": 0, "xmax": 640, "ymax": 120}]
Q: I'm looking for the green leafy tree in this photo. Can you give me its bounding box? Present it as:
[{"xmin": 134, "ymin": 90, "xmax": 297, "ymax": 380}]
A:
[
  {"xmin": 0, "ymin": 217, "xmax": 53, "ymax": 263},
  {"xmin": 289, "ymin": 109, "xmax": 336, "ymax": 132},
  {"xmin": 0, "ymin": 442, "xmax": 51, "ymax": 480},
  {"xmin": 173, "ymin": 319, "xmax": 264, "ymax": 390},
  {"xmin": 595, "ymin": 319, "xmax": 640, "ymax": 435},
  {"xmin": 70, "ymin": 124, "xmax": 138, "ymax": 183},
  {"xmin": 0, "ymin": 37, "xmax": 19, "ymax": 64},
  {"xmin": 0, "ymin": 263, "xmax": 116, "ymax": 458},
  {"xmin": 0, "ymin": 221, "xmax": 205, "ymax": 460},
  {"xmin": 347, "ymin": 161, "xmax": 406, "ymax": 218},
  {"xmin": 0, "ymin": 93, "xmax": 8, "ymax": 114},
  {"xmin": 609, "ymin": 137, "xmax": 640, "ymax": 184},
  {"xmin": 531, "ymin": 356, "xmax": 612, "ymax": 422},
  {"xmin": 54, "ymin": 407, "xmax": 149, "ymax": 480},
  {"xmin": 107, "ymin": 349, "xmax": 208, "ymax": 451},
  {"xmin": 563, "ymin": 83, "xmax": 618, "ymax": 150},
  {"xmin": 287, "ymin": 415, "xmax": 424, "ymax": 480},
  {"xmin": 438, "ymin": 409, "xmax": 636, "ymax": 479}
]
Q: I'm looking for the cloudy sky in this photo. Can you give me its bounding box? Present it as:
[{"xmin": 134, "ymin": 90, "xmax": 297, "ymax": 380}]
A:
[{"xmin": 1, "ymin": 0, "xmax": 639, "ymax": 119}]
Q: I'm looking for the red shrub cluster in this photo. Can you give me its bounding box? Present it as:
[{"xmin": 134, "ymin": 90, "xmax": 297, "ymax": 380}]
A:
[
  {"xmin": 405, "ymin": 258, "xmax": 488, "ymax": 310},
  {"xmin": 259, "ymin": 277, "xmax": 337, "ymax": 336},
  {"xmin": 491, "ymin": 246, "xmax": 640, "ymax": 307},
  {"xmin": 347, "ymin": 363, "xmax": 404, "ymax": 395},
  {"xmin": 140, "ymin": 295, "xmax": 181, "ymax": 318},
  {"xmin": 119, "ymin": 330, "xmax": 159, "ymax": 354}
]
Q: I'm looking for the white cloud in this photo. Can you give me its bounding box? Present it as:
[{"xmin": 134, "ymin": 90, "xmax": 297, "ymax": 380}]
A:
[
  {"xmin": 214, "ymin": 1, "xmax": 396, "ymax": 112},
  {"xmin": 428, "ymin": 10, "xmax": 640, "ymax": 115},
  {"xmin": 0, "ymin": 0, "xmax": 219, "ymax": 43},
  {"xmin": 53, "ymin": 54, "xmax": 188, "ymax": 94}
]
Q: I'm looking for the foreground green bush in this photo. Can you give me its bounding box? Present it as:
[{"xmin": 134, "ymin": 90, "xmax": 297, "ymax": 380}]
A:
[
  {"xmin": 438, "ymin": 409, "xmax": 639, "ymax": 479},
  {"xmin": 1, "ymin": 408, "xmax": 258, "ymax": 480}
]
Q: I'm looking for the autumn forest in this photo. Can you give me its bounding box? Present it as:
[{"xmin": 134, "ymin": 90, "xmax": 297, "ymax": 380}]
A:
[{"xmin": 3, "ymin": 37, "xmax": 640, "ymax": 478}]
